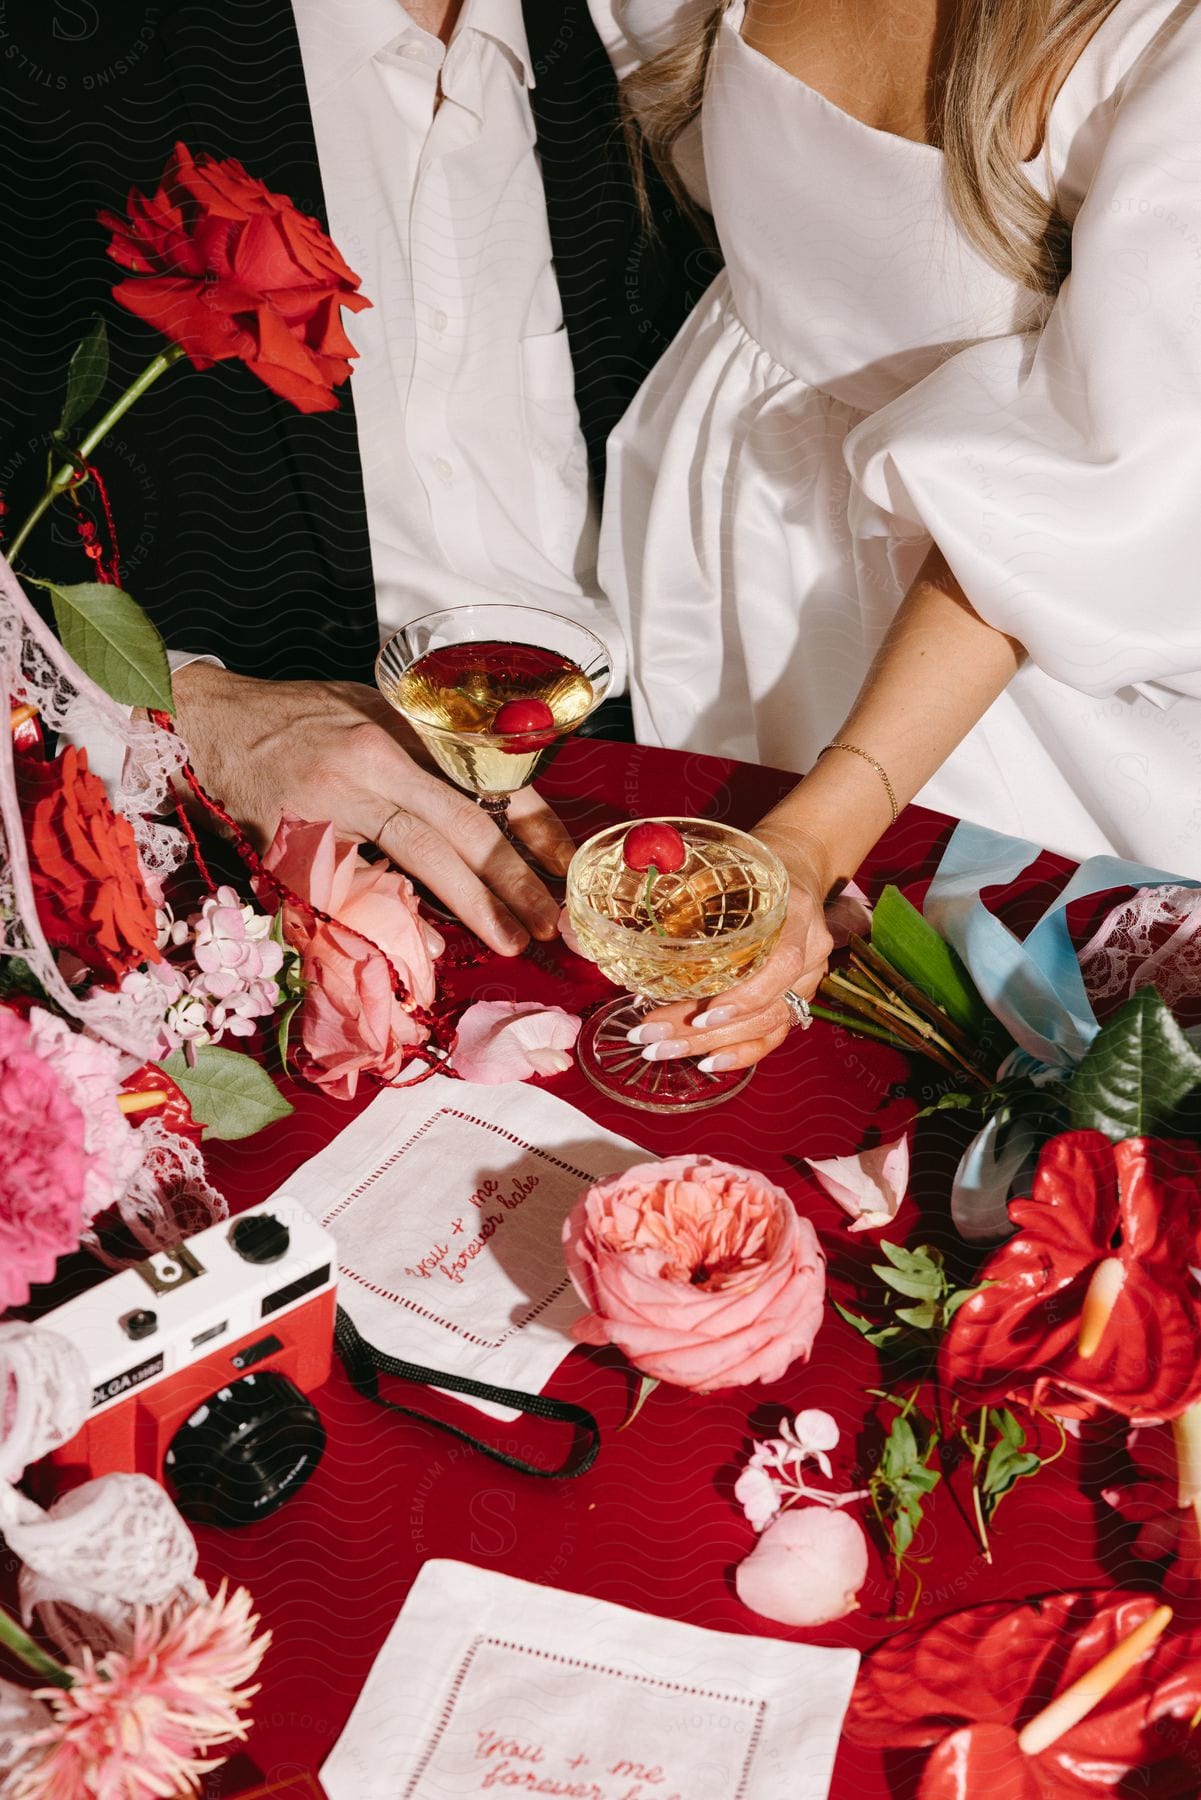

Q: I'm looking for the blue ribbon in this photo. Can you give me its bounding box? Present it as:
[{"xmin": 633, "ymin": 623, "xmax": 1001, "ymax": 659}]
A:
[{"xmin": 922, "ymin": 821, "xmax": 1198, "ymax": 1240}]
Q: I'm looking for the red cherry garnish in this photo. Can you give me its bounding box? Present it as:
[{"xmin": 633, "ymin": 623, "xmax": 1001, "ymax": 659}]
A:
[
  {"xmin": 622, "ymin": 822, "xmax": 687, "ymax": 873},
  {"xmin": 492, "ymin": 698, "xmax": 557, "ymax": 752}
]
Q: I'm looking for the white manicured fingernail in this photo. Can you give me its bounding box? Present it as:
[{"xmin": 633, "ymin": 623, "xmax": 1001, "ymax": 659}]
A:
[
  {"xmin": 698, "ymin": 1053, "xmax": 738, "ymax": 1073},
  {"xmin": 641, "ymin": 1040, "xmax": 687, "ymax": 1062},
  {"xmin": 692, "ymin": 1005, "xmax": 736, "ymax": 1030}
]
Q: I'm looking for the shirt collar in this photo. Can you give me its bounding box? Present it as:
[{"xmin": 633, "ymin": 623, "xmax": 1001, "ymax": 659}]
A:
[{"xmin": 454, "ymin": 0, "xmax": 534, "ymax": 89}]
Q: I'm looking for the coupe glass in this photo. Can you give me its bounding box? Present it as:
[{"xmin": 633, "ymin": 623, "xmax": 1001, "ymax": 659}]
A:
[
  {"xmin": 566, "ymin": 817, "xmax": 790, "ymax": 1112},
  {"xmin": 376, "ymin": 604, "xmax": 612, "ymax": 836}
]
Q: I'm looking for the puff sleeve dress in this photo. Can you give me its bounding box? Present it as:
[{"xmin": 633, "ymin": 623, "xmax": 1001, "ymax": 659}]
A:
[{"xmin": 599, "ymin": 0, "xmax": 1201, "ymax": 873}]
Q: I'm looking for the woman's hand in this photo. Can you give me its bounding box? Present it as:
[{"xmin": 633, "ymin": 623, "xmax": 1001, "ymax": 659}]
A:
[{"xmin": 625, "ymin": 835, "xmax": 834, "ymax": 1073}]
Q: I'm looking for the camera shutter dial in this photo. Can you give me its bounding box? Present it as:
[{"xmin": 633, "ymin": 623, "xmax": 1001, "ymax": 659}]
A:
[{"xmin": 229, "ymin": 1213, "xmax": 291, "ymax": 1265}]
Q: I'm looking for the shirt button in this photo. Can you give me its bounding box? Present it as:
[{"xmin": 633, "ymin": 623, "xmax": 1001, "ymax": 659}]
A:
[
  {"xmin": 399, "ymin": 41, "xmax": 424, "ymax": 58},
  {"xmin": 431, "ymin": 308, "xmax": 448, "ymax": 333},
  {"xmin": 432, "ymin": 457, "xmax": 453, "ymax": 483}
]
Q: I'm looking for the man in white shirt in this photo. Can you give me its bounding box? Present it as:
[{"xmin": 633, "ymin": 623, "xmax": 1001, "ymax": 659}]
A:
[{"xmin": 169, "ymin": 0, "xmax": 691, "ymax": 954}]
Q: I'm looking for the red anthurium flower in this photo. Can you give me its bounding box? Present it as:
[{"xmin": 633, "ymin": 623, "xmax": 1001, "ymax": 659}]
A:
[
  {"xmin": 119, "ymin": 1063, "xmax": 204, "ymax": 1146},
  {"xmin": 940, "ymin": 1132, "xmax": 1201, "ymax": 1422},
  {"xmin": 845, "ymin": 1590, "xmax": 1201, "ymax": 1799}
]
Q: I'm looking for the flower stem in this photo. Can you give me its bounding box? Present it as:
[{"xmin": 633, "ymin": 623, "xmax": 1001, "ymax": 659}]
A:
[
  {"xmin": 0, "ymin": 1606, "xmax": 73, "ymax": 1688},
  {"xmin": 7, "ymin": 346, "xmax": 188, "ymax": 564},
  {"xmin": 967, "ymin": 1405, "xmax": 993, "ymax": 1564},
  {"xmin": 807, "ymin": 1001, "xmax": 913, "ymax": 1051}
]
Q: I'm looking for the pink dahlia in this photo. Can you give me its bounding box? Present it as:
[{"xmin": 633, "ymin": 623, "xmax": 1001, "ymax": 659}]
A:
[
  {"xmin": 0, "ymin": 1007, "xmax": 89, "ymax": 1310},
  {"xmin": 11, "ymin": 1582, "xmax": 270, "ymax": 1800}
]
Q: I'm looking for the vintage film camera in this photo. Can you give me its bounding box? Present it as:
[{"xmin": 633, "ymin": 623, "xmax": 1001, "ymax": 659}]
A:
[{"xmin": 39, "ymin": 1201, "xmax": 337, "ymax": 1527}]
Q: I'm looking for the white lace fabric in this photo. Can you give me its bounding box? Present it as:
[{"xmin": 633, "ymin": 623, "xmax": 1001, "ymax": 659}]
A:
[
  {"xmin": 0, "ymin": 1323, "xmax": 202, "ymax": 1764},
  {"xmin": 1078, "ymin": 885, "xmax": 1201, "ymax": 1018}
]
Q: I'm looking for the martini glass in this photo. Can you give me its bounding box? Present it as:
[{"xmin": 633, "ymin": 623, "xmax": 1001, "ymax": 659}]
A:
[
  {"xmin": 566, "ymin": 817, "xmax": 790, "ymax": 1112},
  {"xmin": 376, "ymin": 605, "xmax": 611, "ymax": 842}
]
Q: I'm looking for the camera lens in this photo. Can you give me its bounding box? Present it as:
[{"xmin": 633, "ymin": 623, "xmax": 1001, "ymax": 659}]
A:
[{"xmin": 164, "ymin": 1372, "xmax": 326, "ymax": 1528}]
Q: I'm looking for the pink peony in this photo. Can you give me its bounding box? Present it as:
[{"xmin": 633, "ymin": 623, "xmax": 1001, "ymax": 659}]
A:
[
  {"xmin": 0, "ymin": 1008, "xmax": 89, "ymax": 1310},
  {"xmin": 452, "ymin": 1001, "xmax": 581, "ymax": 1084},
  {"xmin": 807, "ymin": 1133, "xmax": 909, "ymax": 1233},
  {"xmin": 261, "ymin": 814, "xmax": 444, "ymax": 1099},
  {"xmin": 26, "ymin": 1009, "xmax": 143, "ymax": 1225},
  {"xmin": 11, "ymin": 1581, "xmax": 269, "ymax": 1800},
  {"xmin": 563, "ymin": 1156, "xmax": 826, "ymax": 1392},
  {"xmin": 735, "ymin": 1506, "xmax": 869, "ymax": 1626}
]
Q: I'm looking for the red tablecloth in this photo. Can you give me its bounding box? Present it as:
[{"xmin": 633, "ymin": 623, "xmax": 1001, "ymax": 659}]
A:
[{"xmin": 178, "ymin": 740, "xmax": 1134, "ymax": 1797}]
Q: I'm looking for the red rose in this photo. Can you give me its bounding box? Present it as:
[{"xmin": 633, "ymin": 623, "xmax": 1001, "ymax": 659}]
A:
[
  {"xmin": 100, "ymin": 142, "xmax": 371, "ymax": 414},
  {"xmin": 18, "ymin": 746, "xmax": 160, "ymax": 984}
]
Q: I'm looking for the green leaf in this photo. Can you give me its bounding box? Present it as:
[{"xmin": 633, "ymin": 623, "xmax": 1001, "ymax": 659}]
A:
[
  {"xmin": 39, "ymin": 580, "xmax": 173, "ymax": 713},
  {"xmin": 912, "ymin": 1089, "xmax": 983, "ymax": 1121},
  {"xmin": 982, "ymin": 1445, "xmax": 1040, "ymax": 1500},
  {"xmin": 1069, "ymin": 987, "xmax": 1201, "ymax": 1141},
  {"xmin": 870, "ymin": 885, "xmax": 994, "ymax": 1039},
  {"xmin": 873, "ymin": 1263, "xmax": 942, "ymax": 1302},
  {"xmin": 894, "ymin": 1301, "xmax": 939, "ymax": 1330},
  {"xmin": 943, "ymin": 1286, "xmax": 980, "ymax": 1321},
  {"xmin": 832, "ymin": 1300, "xmax": 874, "ymax": 1334},
  {"xmin": 991, "ymin": 1407, "xmax": 1025, "ymax": 1449},
  {"xmin": 877, "ymin": 1240, "xmax": 943, "ymax": 1277},
  {"xmin": 55, "ymin": 319, "xmax": 109, "ymax": 438},
  {"xmin": 882, "ymin": 1415, "xmax": 919, "ymax": 1481},
  {"xmin": 162, "ymin": 1046, "xmax": 292, "ymax": 1141}
]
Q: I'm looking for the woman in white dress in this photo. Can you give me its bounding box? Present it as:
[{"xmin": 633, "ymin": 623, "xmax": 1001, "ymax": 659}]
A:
[{"xmin": 599, "ymin": 0, "xmax": 1201, "ymax": 1073}]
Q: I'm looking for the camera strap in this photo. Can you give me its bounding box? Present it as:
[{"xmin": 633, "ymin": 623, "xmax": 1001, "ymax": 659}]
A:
[{"xmin": 333, "ymin": 1307, "xmax": 600, "ymax": 1480}]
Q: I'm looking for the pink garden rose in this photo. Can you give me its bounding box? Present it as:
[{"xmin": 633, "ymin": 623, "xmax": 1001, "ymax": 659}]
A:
[
  {"xmin": 735, "ymin": 1506, "xmax": 869, "ymax": 1626},
  {"xmin": 0, "ymin": 1008, "xmax": 89, "ymax": 1310},
  {"xmin": 563, "ymin": 1156, "xmax": 826, "ymax": 1392},
  {"xmin": 261, "ymin": 814, "xmax": 443, "ymax": 1099}
]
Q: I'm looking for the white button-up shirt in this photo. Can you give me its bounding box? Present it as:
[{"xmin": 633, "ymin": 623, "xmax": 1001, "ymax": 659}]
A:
[{"xmin": 291, "ymin": 0, "xmax": 627, "ymax": 687}]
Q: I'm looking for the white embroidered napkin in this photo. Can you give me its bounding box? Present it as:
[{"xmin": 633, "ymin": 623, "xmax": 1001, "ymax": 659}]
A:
[
  {"xmin": 321, "ymin": 1560, "xmax": 859, "ymax": 1800},
  {"xmin": 271, "ymin": 1076, "xmax": 647, "ymax": 1418}
]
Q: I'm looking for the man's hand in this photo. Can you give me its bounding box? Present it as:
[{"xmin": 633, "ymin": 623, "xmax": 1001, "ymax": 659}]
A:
[{"xmin": 172, "ymin": 663, "xmax": 574, "ymax": 954}]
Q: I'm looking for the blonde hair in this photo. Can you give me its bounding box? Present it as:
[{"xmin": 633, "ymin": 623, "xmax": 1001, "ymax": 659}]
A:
[{"xmin": 623, "ymin": 0, "xmax": 1123, "ymax": 294}]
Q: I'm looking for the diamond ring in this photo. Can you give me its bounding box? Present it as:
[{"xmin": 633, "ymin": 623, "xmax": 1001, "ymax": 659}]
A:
[{"xmin": 782, "ymin": 988, "xmax": 812, "ymax": 1032}]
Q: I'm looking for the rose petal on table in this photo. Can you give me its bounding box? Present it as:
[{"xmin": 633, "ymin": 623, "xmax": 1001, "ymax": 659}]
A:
[
  {"xmin": 451, "ymin": 1000, "xmax": 581, "ymax": 1084},
  {"xmin": 808, "ymin": 1133, "xmax": 909, "ymax": 1230},
  {"xmin": 825, "ymin": 879, "xmax": 874, "ymax": 949},
  {"xmin": 734, "ymin": 1506, "xmax": 868, "ymax": 1626}
]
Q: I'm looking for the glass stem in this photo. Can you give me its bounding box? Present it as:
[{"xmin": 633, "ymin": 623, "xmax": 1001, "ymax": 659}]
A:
[{"xmin": 476, "ymin": 794, "xmax": 513, "ymax": 835}]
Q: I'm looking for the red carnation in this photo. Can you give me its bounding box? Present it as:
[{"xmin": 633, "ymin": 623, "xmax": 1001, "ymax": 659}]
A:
[
  {"xmin": 19, "ymin": 746, "xmax": 160, "ymax": 985},
  {"xmin": 100, "ymin": 142, "xmax": 371, "ymax": 414}
]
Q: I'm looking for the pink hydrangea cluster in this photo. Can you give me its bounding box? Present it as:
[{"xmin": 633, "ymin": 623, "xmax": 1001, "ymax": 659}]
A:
[
  {"xmin": 0, "ymin": 1007, "xmax": 89, "ymax": 1309},
  {"xmin": 183, "ymin": 887, "xmax": 286, "ymax": 1040},
  {"xmin": 121, "ymin": 888, "xmax": 289, "ymax": 1057}
]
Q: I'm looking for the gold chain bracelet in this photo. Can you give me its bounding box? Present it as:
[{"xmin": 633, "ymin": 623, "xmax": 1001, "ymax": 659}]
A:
[{"xmin": 821, "ymin": 740, "xmax": 899, "ymax": 823}]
